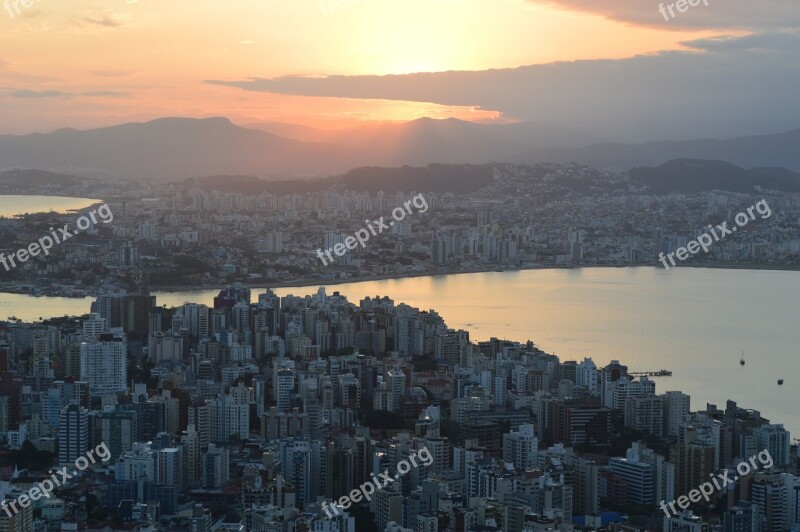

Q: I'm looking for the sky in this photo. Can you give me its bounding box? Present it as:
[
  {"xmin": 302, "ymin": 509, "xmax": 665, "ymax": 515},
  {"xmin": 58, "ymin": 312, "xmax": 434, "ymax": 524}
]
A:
[{"xmin": 0, "ymin": 0, "xmax": 798, "ymax": 140}]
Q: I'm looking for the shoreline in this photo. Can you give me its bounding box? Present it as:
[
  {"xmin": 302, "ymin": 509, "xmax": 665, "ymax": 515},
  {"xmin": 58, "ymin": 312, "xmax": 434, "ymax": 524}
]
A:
[
  {"xmin": 0, "ymin": 196, "xmax": 105, "ymax": 219},
  {"xmin": 3, "ymin": 257, "xmax": 799, "ymax": 437},
  {"xmin": 2, "ymin": 262, "xmax": 799, "ymax": 299},
  {"xmin": 107, "ymin": 262, "xmax": 800, "ymax": 294}
]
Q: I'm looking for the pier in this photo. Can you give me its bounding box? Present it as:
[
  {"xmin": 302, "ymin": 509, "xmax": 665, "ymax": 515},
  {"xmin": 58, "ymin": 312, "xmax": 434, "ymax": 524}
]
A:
[{"xmin": 629, "ymin": 369, "xmax": 672, "ymax": 377}]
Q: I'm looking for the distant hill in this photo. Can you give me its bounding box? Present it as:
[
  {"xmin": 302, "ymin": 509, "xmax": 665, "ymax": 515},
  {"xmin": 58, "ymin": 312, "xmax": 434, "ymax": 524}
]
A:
[
  {"xmin": 3, "ymin": 116, "xmax": 800, "ymax": 181},
  {"xmin": 187, "ymin": 164, "xmax": 494, "ymax": 194},
  {"xmin": 0, "ymin": 116, "xmax": 602, "ymax": 180},
  {"xmin": 190, "ymin": 159, "xmax": 800, "ymax": 196},
  {"xmin": 242, "ymin": 121, "xmax": 326, "ymax": 142},
  {"xmin": 8, "ymin": 159, "xmax": 798, "ymax": 197},
  {"xmin": 336, "ymin": 164, "xmax": 494, "ymax": 193},
  {"xmin": 513, "ymin": 129, "xmax": 800, "ymax": 172},
  {"xmin": 0, "ymin": 117, "xmax": 354, "ymax": 180},
  {"xmin": 248, "ymin": 118, "xmax": 603, "ymax": 166},
  {"xmin": 187, "ymin": 174, "xmax": 332, "ymax": 194},
  {"xmin": 628, "ymin": 159, "xmax": 800, "ymax": 193},
  {"xmin": 0, "ymin": 169, "xmax": 88, "ymax": 187}
]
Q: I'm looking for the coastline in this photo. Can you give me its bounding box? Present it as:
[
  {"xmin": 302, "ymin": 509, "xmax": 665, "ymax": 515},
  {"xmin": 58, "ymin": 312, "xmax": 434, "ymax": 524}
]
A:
[
  {"xmin": 0, "ymin": 196, "xmax": 105, "ymax": 219},
  {"xmin": 138, "ymin": 262, "xmax": 800, "ymax": 294},
  {"xmin": 2, "ymin": 262, "xmax": 800, "ymax": 298},
  {"xmin": 3, "ymin": 256, "xmax": 799, "ymax": 437}
]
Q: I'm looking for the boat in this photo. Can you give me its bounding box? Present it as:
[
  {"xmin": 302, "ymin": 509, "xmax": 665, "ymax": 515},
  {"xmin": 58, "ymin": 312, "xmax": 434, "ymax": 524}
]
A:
[
  {"xmin": 778, "ymin": 379, "xmax": 784, "ymax": 385},
  {"xmin": 740, "ymin": 351, "xmax": 745, "ymax": 366}
]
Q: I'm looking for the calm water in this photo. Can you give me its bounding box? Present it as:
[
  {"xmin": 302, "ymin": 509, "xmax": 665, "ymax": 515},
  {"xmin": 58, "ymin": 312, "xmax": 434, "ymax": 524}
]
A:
[
  {"xmin": 2, "ymin": 267, "xmax": 798, "ymax": 435},
  {"xmin": 0, "ymin": 195, "xmax": 101, "ymax": 217}
]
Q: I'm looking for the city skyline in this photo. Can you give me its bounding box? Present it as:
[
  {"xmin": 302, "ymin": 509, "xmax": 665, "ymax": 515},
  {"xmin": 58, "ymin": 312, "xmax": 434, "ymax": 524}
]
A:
[{"xmin": 1, "ymin": 1, "xmax": 799, "ymax": 530}]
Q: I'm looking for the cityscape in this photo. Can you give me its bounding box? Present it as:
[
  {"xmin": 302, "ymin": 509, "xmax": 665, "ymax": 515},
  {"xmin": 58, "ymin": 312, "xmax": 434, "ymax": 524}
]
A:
[
  {"xmin": 0, "ymin": 282, "xmax": 796, "ymax": 531},
  {"xmin": 1, "ymin": 1, "xmax": 799, "ymax": 531},
  {"xmin": 1, "ymin": 162, "xmax": 799, "ymax": 298}
]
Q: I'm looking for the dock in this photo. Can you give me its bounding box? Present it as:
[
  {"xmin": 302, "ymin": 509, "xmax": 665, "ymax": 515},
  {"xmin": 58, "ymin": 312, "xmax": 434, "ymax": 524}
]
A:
[{"xmin": 629, "ymin": 370, "xmax": 672, "ymax": 377}]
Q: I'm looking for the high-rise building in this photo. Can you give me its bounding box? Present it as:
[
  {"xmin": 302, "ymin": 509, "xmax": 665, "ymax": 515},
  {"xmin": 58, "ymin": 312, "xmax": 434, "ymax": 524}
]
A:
[
  {"xmin": 64, "ymin": 342, "xmax": 82, "ymax": 378},
  {"xmin": 609, "ymin": 445, "xmax": 655, "ymax": 505},
  {"xmin": 626, "ymin": 442, "xmax": 675, "ymax": 507},
  {"xmin": 210, "ymin": 309, "xmax": 226, "ymax": 335},
  {"xmin": 117, "ymin": 241, "xmax": 139, "ymax": 267},
  {"xmin": 552, "ymin": 402, "xmax": 612, "ymax": 447},
  {"xmin": 280, "ymin": 438, "xmax": 312, "ymax": 506},
  {"xmin": 189, "ymin": 503, "xmax": 212, "ymax": 532},
  {"xmin": 404, "ymin": 480, "xmax": 439, "ymax": 529},
  {"xmin": 663, "ymin": 391, "xmax": 691, "ymax": 438},
  {"xmin": 252, "ymin": 374, "xmax": 266, "ymax": 417},
  {"xmin": 44, "ymin": 380, "xmax": 90, "ymax": 429},
  {"xmin": 182, "ymin": 424, "xmax": 201, "ymax": 488},
  {"xmin": 753, "ymin": 424, "xmax": 791, "ymax": 468},
  {"xmin": 313, "ymin": 508, "xmax": 356, "ymax": 532},
  {"xmin": 386, "ymin": 368, "xmax": 406, "ymax": 413},
  {"xmin": 724, "ymin": 501, "xmax": 760, "ymax": 532},
  {"xmin": 133, "ymin": 396, "xmax": 166, "ymax": 443},
  {"xmin": 209, "ymin": 394, "xmax": 249, "ymax": 443},
  {"xmin": 670, "ymin": 442, "xmax": 716, "ymax": 496},
  {"xmin": 0, "ymin": 396, "xmax": 8, "ymax": 434},
  {"xmin": 625, "ymin": 395, "xmax": 665, "ymax": 436},
  {"xmin": 605, "ymin": 376, "xmax": 656, "ymax": 410},
  {"xmin": 664, "ymin": 512, "xmax": 710, "ymax": 532},
  {"xmin": 121, "ymin": 294, "xmax": 156, "ymax": 337},
  {"xmin": 0, "ymin": 496, "xmax": 33, "ymax": 531},
  {"xmin": 115, "ymin": 442, "xmax": 157, "ymax": 483},
  {"xmin": 178, "ymin": 303, "xmax": 209, "ymax": 338},
  {"xmin": 680, "ymin": 415, "xmax": 722, "ymax": 465},
  {"xmin": 576, "ymin": 358, "xmax": 599, "ymax": 396},
  {"xmin": 80, "ymin": 333, "xmax": 127, "ymax": 393},
  {"xmin": 751, "ymin": 476, "xmax": 788, "ymax": 532},
  {"xmin": 82, "ymin": 313, "xmax": 107, "ymax": 340},
  {"xmin": 149, "ymin": 332, "xmax": 183, "ymax": 364},
  {"xmin": 158, "ymin": 447, "xmax": 184, "ymax": 493},
  {"xmin": 100, "ymin": 405, "xmax": 138, "ymax": 461},
  {"xmin": 330, "ymin": 447, "xmax": 355, "ymax": 501},
  {"xmin": 188, "ymin": 401, "xmax": 211, "ymax": 448},
  {"xmin": 202, "ymin": 444, "xmax": 230, "ymax": 489},
  {"xmin": 275, "ymin": 368, "xmax": 294, "ymax": 414},
  {"xmin": 431, "ymin": 233, "xmax": 452, "ymax": 265},
  {"xmin": 373, "ymin": 481, "xmax": 403, "ymax": 532},
  {"xmin": 338, "ymin": 374, "xmax": 360, "ymax": 409},
  {"xmin": 59, "ymin": 403, "xmax": 89, "ymax": 465},
  {"xmin": 502, "ymin": 424, "xmax": 539, "ymax": 471},
  {"xmin": 785, "ymin": 474, "xmax": 800, "ymax": 530},
  {"xmin": 232, "ymin": 302, "xmax": 250, "ymax": 338},
  {"xmin": 574, "ymin": 456, "xmax": 600, "ymax": 516},
  {"xmin": 94, "ymin": 289, "xmax": 126, "ymax": 328}
]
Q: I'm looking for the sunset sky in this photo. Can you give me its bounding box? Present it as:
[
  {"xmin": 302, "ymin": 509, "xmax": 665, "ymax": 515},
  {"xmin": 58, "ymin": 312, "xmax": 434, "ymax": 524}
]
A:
[{"xmin": 0, "ymin": 0, "xmax": 797, "ymax": 138}]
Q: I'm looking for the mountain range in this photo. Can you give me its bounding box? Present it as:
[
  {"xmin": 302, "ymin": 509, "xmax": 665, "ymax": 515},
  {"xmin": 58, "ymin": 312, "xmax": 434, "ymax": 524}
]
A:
[{"xmin": 1, "ymin": 117, "xmax": 799, "ymax": 180}]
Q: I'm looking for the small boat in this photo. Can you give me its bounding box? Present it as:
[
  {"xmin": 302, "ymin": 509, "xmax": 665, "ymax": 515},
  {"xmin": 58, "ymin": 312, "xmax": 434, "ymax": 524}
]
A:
[
  {"xmin": 740, "ymin": 351, "xmax": 745, "ymax": 366},
  {"xmin": 778, "ymin": 379, "xmax": 784, "ymax": 385}
]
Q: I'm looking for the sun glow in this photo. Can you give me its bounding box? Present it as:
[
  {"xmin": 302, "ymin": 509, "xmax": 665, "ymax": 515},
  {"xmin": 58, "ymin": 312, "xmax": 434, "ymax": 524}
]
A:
[{"xmin": 0, "ymin": 0, "xmax": 723, "ymax": 132}]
